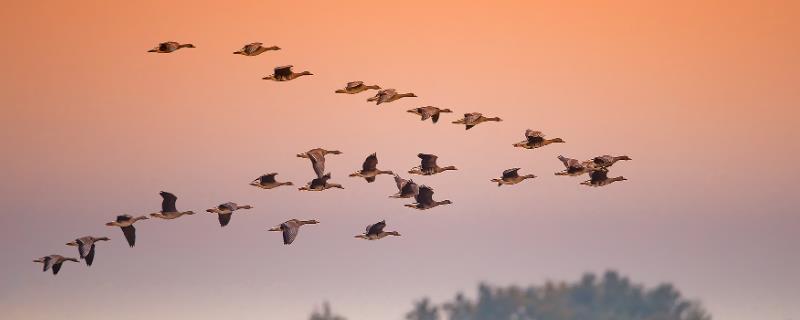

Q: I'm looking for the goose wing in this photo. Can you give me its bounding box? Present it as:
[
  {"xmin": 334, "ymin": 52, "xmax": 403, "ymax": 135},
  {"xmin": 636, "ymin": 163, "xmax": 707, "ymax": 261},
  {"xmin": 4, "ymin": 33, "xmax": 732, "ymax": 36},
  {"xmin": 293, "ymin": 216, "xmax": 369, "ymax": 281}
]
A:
[
  {"xmin": 42, "ymin": 256, "xmax": 53, "ymax": 272},
  {"xmin": 160, "ymin": 191, "xmax": 178, "ymax": 212},
  {"xmin": 401, "ymin": 179, "xmax": 419, "ymax": 197},
  {"xmin": 502, "ymin": 168, "xmax": 520, "ymax": 179},
  {"xmin": 274, "ymin": 65, "xmax": 293, "ymax": 80},
  {"xmin": 282, "ymin": 222, "xmax": 300, "ymax": 245},
  {"xmin": 244, "ymin": 42, "xmax": 263, "ymax": 53},
  {"xmin": 362, "ymin": 153, "xmax": 379, "ymax": 171},
  {"xmin": 160, "ymin": 42, "xmax": 178, "ymax": 51},
  {"xmin": 593, "ymin": 155, "xmax": 613, "ymax": 166},
  {"xmin": 308, "ymin": 150, "xmax": 326, "ymax": 178},
  {"xmin": 366, "ymin": 220, "xmax": 386, "ymax": 235},
  {"xmin": 260, "ymin": 173, "xmax": 277, "ymax": 184},
  {"xmin": 218, "ymin": 213, "xmax": 232, "ymax": 227},
  {"xmin": 84, "ymin": 245, "xmax": 96, "ymax": 266},
  {"xmin": 121, "ymin": 225, "xmax": 136, "ymax": 247},
  {"xmin": 464, "ymin": 113, "xmax": 481, "ymax": 124},
  {"xmin": 346, "ymin": 81, "xmax": 364, "ymax": 90},
  {"xmin": 394, "ymin": 174, "xmax": 407, "ymax": 191},
  {"xmin": 219, "ymin": 202, "xmax": 237, "ymax": 211},
  {"xmin": 416, "ymin": 185, "xmax": 435, "ymax": 205},
  {"xmin": 526, "ymin": 130, "xmax": 545, "ymax": 144},
  {"xmin": 418, "ymin": 153, "xmax": 438, "ymax": 170},
  {"xmin": 51, "ymin": 262, "xmax": 63, "ymax": 275},
  {"xmin": 590, "ymin": 168, "xmax": 609, "ymax": 182},
  {"xmin": 116, "ymin": 215, "xmax": 132, "ymax": 223},
  {"xmin": 378, "ymin": 89, "xmax": 396, "ymax": 103},
  {"xmin": 76, "ymin": 237, "xmax": 93, "ymax": 259}
]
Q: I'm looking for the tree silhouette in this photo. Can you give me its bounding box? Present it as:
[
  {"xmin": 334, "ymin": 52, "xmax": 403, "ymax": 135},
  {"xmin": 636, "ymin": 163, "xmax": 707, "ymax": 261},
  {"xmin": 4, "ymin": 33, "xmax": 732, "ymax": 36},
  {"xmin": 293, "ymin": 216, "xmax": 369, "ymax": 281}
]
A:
[
  {"xmin": 406, "ymin": 297, "xmax": 440, "ymax": 320},
  {"xmin": 309, "ymin": 301, "xmax": 347, "ymax": 320}
]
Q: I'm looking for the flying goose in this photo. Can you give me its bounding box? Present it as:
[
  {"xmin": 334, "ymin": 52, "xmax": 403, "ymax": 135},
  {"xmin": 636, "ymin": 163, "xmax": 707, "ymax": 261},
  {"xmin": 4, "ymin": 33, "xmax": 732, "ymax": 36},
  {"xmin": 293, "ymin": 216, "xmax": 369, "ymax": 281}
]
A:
[
  {"xmin": 268, "ymin": 219, "xmax": 320, "ymax": 245},
  {"xmin": 408, "ymin": 153, "xmax": 457, "ymax": 175},
  {"xmin": 66, "ymin": 236, "xmax": 110, "ymax": 266},
  {"xmin": 233, "ymin": 42, "xmax": 280, "ymax": 56},
  {"xmin": 452, "ymin": 112, "xmax": 502, "ymax": 130},
  {"xmin": 299, "ymin": 173, "xmax": 344, "ymax": 191},
  {"xmin": 407, "ymin": 106, "xmax": 453, "ymax": 123},
  {"xmin": 262, "ymin": 65, "xmax": 313, "ymax": 81},
  {"xmin": 349, "ymin": 153, "xmax": 393, "ymax": 183},
  {"xmin": 297, "ymin": 148, "xmax": 342, "ymax": 178},
  {"xmin": 105, "ymin": 214, "xmax": 148, "ymax": 247},
  {"xmin": 366, "ymin": 89, "xmax": 417, "ymax": 105},
  {"xmin": 491, "ymin": 168, "xmax": 536, "ymax": 186},
  {"xmin": 250, "ymin": 173, "xmax": 293, "ymax": 189},
  {"xmin": 555, "ymin": 155, "xmax": 595, "ymax": 176},
  {"xmin": 405, "ymin": 185, "xmax": 452, "ymax": 210},
  {"xmin": 150, "ymin": 191, "xmax": 195, "ymax": 219},
  {"xmin": 206, "ymin": 202, "xmax": 254, "ymax": 227},
  {"xmin": 147, "ymin": 41, "xmax": 195, "ymax": 53},
  {"xmin": 390, "ymin": 174, "xmax": 419, "ymax": 198},
  {"xmin": 513, "ymin": 129, "xmax": 565, "ymax": 149},
  {"xmin": 592, "ymin": 155, "xmax": 632, "ymax": 168},
  {"xmin": 336, "ymin": 81, "xmax": 381, "ymax": 94},
  {"xmin": 33, "ymin": 255, "xmax": 79, "ymax": 275},
  {"xmin": 581, "ymin": 168, "xmax": 627, "ymax": 187},
  {"xmin": 355, "ymin": 220, "xmax": 401, "ymax": 240}
]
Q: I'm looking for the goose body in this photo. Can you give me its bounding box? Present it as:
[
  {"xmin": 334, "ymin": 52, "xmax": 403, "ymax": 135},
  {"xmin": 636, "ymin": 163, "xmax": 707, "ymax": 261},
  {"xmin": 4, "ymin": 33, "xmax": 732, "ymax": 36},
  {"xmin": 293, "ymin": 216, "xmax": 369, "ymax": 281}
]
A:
[
  {"xmin": 33, "ymin": 255, "xmax": 79, "ymax": 275},
  {"xmin": 336, "ymin": 81, "xmax": 380, "ymax": 94},
  {"xmin": 297, "ymin": 148, "xmax": 342, "ymax": 178},
  {"xmin": 390, "ymin": 174, "xmax": 419, "ymax": 198},
  {"xmin": 250, "ymin": 173, "xmax": 293, "ymax": 189},
  {"xmin": 233, "ymin": 42, "xmax": 280, "ymax": 56},
  {"xmin": 513, "ymin": 129, "xmax": 565, "ymax": 149},
  {"xmin": 349, "ymin": 153, "xmax": 393, "ymax": 183},
  {"xmin": 262, "ymin": 65, "xmax": 312, "ymax": 81},
  {"xmin": 491, "ymin": 168, "xmax": 536, "ymax": 186},
  {"xmin": 148, "ymin": 41, "xmax": 195, "ymax": 53},
  {"xmin": 150, "ymin": 191, "xmax": 195, "ymax": 219},
  {"xmin": 555, "ymin": 155, "xmax": 596, "ymax": 176},
  {"xmin": 268, "ymin": 219, "xmax": 319, "ymax": 245},
  {"xmin": 408, "ymin": 153, "xmax": 457, "ymax": 176},
  {"xmin": 355, "ymin": 220, "xmax": 401, "ymax": 240},
  {"xmin": 367, "ymin": 89, "xmax": 417, "ymax": 105},
  {"xmin": 405, "ymin": 185, "xmax": 452, "ymax": 210},
  {"xmin": 299, "ymin": 173, "xmax": 344, "ymax": 191},
  {"xmin": 581, "ymin": 168, "xmax": 627, "ymax": 187},
  {"xmin": 66, "ymin": 236, "xmax": 110, "ymax": 266},
  {"xmin": 105, "ymin": 214, "xmax": 148, "ymax": 247},
  {"xmin": 206, "ymin": 202, "xmax": 253, "ymax": 227},
  {"xmin": 452, "ymin": 112, "xmax": 502, "ymax": 130},
  {"xmin": 407, "ymin": 106, "xmax": 453, "ymax": 123},
  {"xmin": 592, "ymin": 155, "xmax": 632, "ymax": 168}
]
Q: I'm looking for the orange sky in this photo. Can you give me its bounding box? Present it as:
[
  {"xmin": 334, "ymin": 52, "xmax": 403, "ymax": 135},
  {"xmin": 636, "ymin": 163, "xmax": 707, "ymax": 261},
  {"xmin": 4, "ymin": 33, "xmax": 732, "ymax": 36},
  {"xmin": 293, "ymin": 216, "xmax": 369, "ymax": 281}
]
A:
[{"xmin": 1, "ymin": 1, "xmax": 798, "ymax": 320}]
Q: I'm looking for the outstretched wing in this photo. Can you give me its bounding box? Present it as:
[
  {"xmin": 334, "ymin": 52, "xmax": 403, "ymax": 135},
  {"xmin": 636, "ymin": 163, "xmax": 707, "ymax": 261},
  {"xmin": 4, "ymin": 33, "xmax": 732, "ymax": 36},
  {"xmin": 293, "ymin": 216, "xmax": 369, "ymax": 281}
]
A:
[
  {"xmin": 77, "ymin": 238, "xmax": 92, "ymax": 260},
  {"xmin": 418, "ymin": 153, "xmax": 438, "ymax": 170},
  {"xmin": 502, "ymin": 168, "xmax": 520, "ymax": 179},
  {"xmin": 416, "ymin": 185, "xmax": 435, "ymax": 205},
  {"xmin": 282, "ymin": 224, "xmax": 300, "ymax": 245},
  {"xmin": 218, "ymin": 213, "xmax": 232, "ymax": 227},
  {"xmin": 431, "ymin": 111, "xmax": 441, "ymax": 123},
  {"xmin": 85, "ymin": 245, "xmax": 96, "ymax": 266},
  {"xmin": 160, "ymin": 191, "xmax": 178, "ymax": 212},
  {"xmin": 121, "ymin": 226, "xmax": 136, "ymax": 247},
  {"xmin": 52, "ymin": 262, "xmax": 62, "ymax": 275},
  {"xmin": 366, "ymin": 220, "xmax": 386, "ymax": 235},
  {"xmin": 274, "ymin": 65, "xmax": 293, "ymax": 80},
  {"xmin": 309, "ymin": 151, "xmax": 326, "ymax": 178},
  {"xmin": 362, "ymin": 153, "xmax": 378, "ymax": 171},
  {"xmin": 116, "ymin": 215, "xmax": 132, "ymax": 223},
  {"xmin": 464, "ymin": 113, "xmax": 481, "ymax": 123},
  {"xmin": 346, "ymin": 81, "xmax": 363, "ymax": 90},
  {"xmin": 590, "ymin": 168, "xmax": 609, "ymax": 182},
  {"xmin": 260, "ymin": 173, "xmax": 277, "ymax": 184},
  {"xmin": 402, "ymin": 180, "xmax": 419, "ymax": 197}
]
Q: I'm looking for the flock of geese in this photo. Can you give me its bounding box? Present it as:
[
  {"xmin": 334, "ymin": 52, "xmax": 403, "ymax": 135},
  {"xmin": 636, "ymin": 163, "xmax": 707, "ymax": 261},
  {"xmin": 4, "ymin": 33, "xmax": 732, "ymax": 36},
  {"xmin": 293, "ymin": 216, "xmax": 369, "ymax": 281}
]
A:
[{"xmin": 33, "ymin": 41, "xmax": 631, "ymax": 275}]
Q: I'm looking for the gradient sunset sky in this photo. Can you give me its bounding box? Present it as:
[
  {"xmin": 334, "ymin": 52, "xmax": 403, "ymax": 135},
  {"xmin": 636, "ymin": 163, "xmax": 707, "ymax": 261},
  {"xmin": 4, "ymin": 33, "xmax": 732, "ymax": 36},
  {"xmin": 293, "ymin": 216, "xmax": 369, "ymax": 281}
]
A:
[{"xmin": 1, "ymin": 1, "xmax": 798, "ymax": 319}]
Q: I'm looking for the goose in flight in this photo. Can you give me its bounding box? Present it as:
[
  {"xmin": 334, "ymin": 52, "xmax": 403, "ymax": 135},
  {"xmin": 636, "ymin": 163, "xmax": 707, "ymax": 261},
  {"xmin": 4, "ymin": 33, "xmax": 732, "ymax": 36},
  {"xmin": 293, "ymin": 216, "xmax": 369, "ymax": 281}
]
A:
[
  {"xmin": 298, "ymin": 148, "xmax": 342, "ymax": 178},
  {"xmin": 355, "ymin": 220, "xmax": 401, "ymax": 240},
  {"xmin": 206, "ymin": 202, "xmax": 253, "ymax": 227},
  {"xmin": 592, "ymin": 155, "xmax": 632, "ymax": 168},
  {"xmin": 452, "ymin": 112, "xmax": 502, "ymax": 130},
  {"xmin": 367, "ymin": 89, "xmax": 417, "ymax": 105},
  {"xmin": 33, "ymin": 255, "xmax": 79, "ymax": 275},
  {"xmin": 268, "ymin": 219, "xmax": 320, "ymax": 245},
  {"xmin": 150, "ymin": 191, "xmax": 195, "ymax": 219},
  {"xmin": 336, "ymin": 81, "xmax": 380, "ymax": 94},
  {"xmin": 105, "ymin": 214, "xmax": 148, "ymax": 247},
  {"xmin": 250, "ymin": 173, "xmax": 293, "ymax": 189},
  {"xmin": 147, "ymin": 41, "xmax": 195, "ymax": 53},
  {"xmin": 491, "ymin": 168, "xmax": 536, "ymax": 186},
  {"xmin": 407, "ymin": 106, "xmax": 453, "ymax": 123},
  {"xmin": 349, "ymin": 153, "xmax": 393, "ymax": 183},
  {"xmin": 405, "ymin": 185, "xmax": 452, "ymax": 210},
  {"xmin": 513, "ymin": 129, "xmax": 565, "ymax": 149},
  {"xmin": 408, "ymin": 153, "xmax": 457, "ymax": 175},
  {"xmin": 581, "ymin": 168, "xmax": 627, "ymax": 187},
  {"xmin": 299, "ymin": 173, "xmax": 344, "ymax": 191},
  {"xmin": 555, "ymin": 155, "xmax": 595, "ymax": 176},
  {"xmin": 262, "ymin": 65, "xmax": 313, "ymax": 81},
  {"xmin": 66, "ymin": 236, "xmax": 110, "ymax": 266},
  {"xmin": 390, "ymin": 174, "xmax": 419, "ymax": 198},
  {"xmin": 233, "ymin": 42, "xmax": 280, "ymax": 56}
]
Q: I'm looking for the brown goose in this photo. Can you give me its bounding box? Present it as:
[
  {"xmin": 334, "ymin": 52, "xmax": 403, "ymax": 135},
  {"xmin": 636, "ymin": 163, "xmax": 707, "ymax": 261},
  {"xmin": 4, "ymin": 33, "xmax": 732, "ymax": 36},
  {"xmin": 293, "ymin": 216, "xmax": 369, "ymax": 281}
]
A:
[
  {"xmin": 66, "ymin": 236, "xmax": 110, "ymax": 266},
  {"xmin": 407, "ymin": 106, "xmax": 453, "ymax": 123},
  {"xmin": 349, "ymin": 153, "xmax": 393, "ymax": 183},
  {"xmin": 355, "ymin": 220, "xmax": 401, "ymax": 240},
  {"xmin": 262, "ymin": 65, "xmax": 313, "ymax": 81},
  {"xmin": 299, "ymin": 173, "xmax": 344, "ymax": 191},
  {"xmin": 268, "ymin": 219, "xmax": 319, "ymax": 245},
  {"xmin": 513, "ymin": 129, "xmax": 565, "ymax": 149},
  {"xmin": 250, "ymin": 173, "xmax": 293, "ymax": 189},
  {"xmin": 390, "ymin": 174, "xmax": 419, "ymax": 198},
  {"xmin": 581, "ymin": 168, "xmax": 627, "ymax": 187},
  {"xmin": 367, "ymin": 89, "xmax": 417, "ymax": 105},
  {"xmin": 408, "ymin": 153, "xmax": 457, "ymax": 175},
  {"xmin": 592, "ymin": 155, "xmax": 632, "ymax": 168},
  {"xmin": 336, "ymin": 81, "xmax": 381, "ymax": 94},
  {"xmin": 555, "ymin": 155, "xmax": 595, "ymax": 176},
  {"xmin": 233, "ymin": 42, "xmax": 280, "ymax": 56},
  {"xmin": 147, "ymin": 41, "xmax": 195, "ymax": 53},
  {"xmin": 452, "ymin": 112, "xmax": 502, "ymax": 130},
  {"xmin": 405, "ymin": 185, "xmax": 452, "ymax": 210},
  {"xmin": 297, "ymin": 148, "xmax": 343, "ymax": 178},
  {"xmin": 206, "ymin": 202, "xmax": 253, "ymax": 227},
  {"xmin": 105, "ymin": 214, "xmax": 148, "ymax": 247},
  {"xmin": 491, "ymin": 168, "xmax": 536, "ymax": 186},
  {"xmin": 149, "ymin": 191, "xmax": 195, "ymax": 220},
  {"xmin": 33, "ymin": 255, "xmax": 79, "ymax": 275}
]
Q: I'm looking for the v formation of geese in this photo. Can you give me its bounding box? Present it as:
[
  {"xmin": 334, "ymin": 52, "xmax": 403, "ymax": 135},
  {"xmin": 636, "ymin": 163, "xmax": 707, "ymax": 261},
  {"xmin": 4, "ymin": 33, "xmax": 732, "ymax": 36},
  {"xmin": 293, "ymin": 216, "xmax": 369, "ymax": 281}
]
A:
[{"xmin": 33, "ymin": 40, "xmax": 632, "ymax": 275}]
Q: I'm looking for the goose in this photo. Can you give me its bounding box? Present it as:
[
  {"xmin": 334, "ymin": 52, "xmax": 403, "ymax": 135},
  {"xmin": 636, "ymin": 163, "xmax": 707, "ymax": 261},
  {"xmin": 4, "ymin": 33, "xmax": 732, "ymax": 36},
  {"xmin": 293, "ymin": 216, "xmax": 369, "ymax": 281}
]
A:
[
  {"xmin": 513, "ymin": 129, "xmax": 565, "ymax": 149},
  {"xmin": 491, "ymin": 168, "xmax": 536, "ymax": 186},
  {"xmin": 105, "ymin": 214, "xmax": 148, "ymax": 247},
  {"xmin": 581, "ymin": 168, "xmax": 627, "ymax": 187},
  {"xmin": 149, "ymin": 191, "xmax": 195, "ymax": 219},
  {"xmin": 297, "ymin": 148, "xmax": 342, "ymax": 178},
  {"xmin": 298, "ymin": 173, "xmax": 344, "ymax": 191},
  {"xmin": 205, "ymin": 202, "xmax": 253, "ymax": 227},
  {"xmin": 405, "ymin": 185, "xmax": 452, "ymax": 210},
  {"xmin": 349, "ymin": 153, "xmax": 393, "ymax": 183},
  {"xmin": 66, "ymin": 236, "xmax": 110, "ymax": 266},
  {"xmin": 147, "ymin": 41, "xmax": 195, "ymax": 53},
  {"xmin": 408, "ymin": 153, "xmax": 457, "ymax": 175},
  {"xmin": 268, "ymin": 219, "xmax": 319, "ymax": 245},
  {"xmin": 250, "ymin": 173, "xmax": 293, "ymax": 189},
  {"xmin": 33, "ymin": 255, "xmax": 79, "ymax": 275},
  {"xmin": 355, "ymin": 220, "xmax": 401, "ymax": 240},
  {"xmin": 452, "ymin": 112, "xmax": 502, "ymax": 130},
  {"xmin": 407, "ymin": 106, "xmax": 453, "ymax": 123},
  {"xmin": 592, "ymin": 155, "xmax": 632, "ymax": 168},
  {"xmin": 555, "ymin": 155, "xmax": 595, "ymax": 176},
  {"xmin": 390, "ymin": 174, "xmax": 419, "ymax": 198},
  {"xmin": 233, "ymin": 42, "xmax": 280, "ymax": 56},
  {"xmin": 262, "ymin": 65, "xmax": 313, "ymax": 81},
  {"xmin": 366, "ymin": 89, "xmax": 417, "ymax": 105},
  {"xmin": 336, "ymin": 81, "xmax": 381, "ymax": 94}
]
